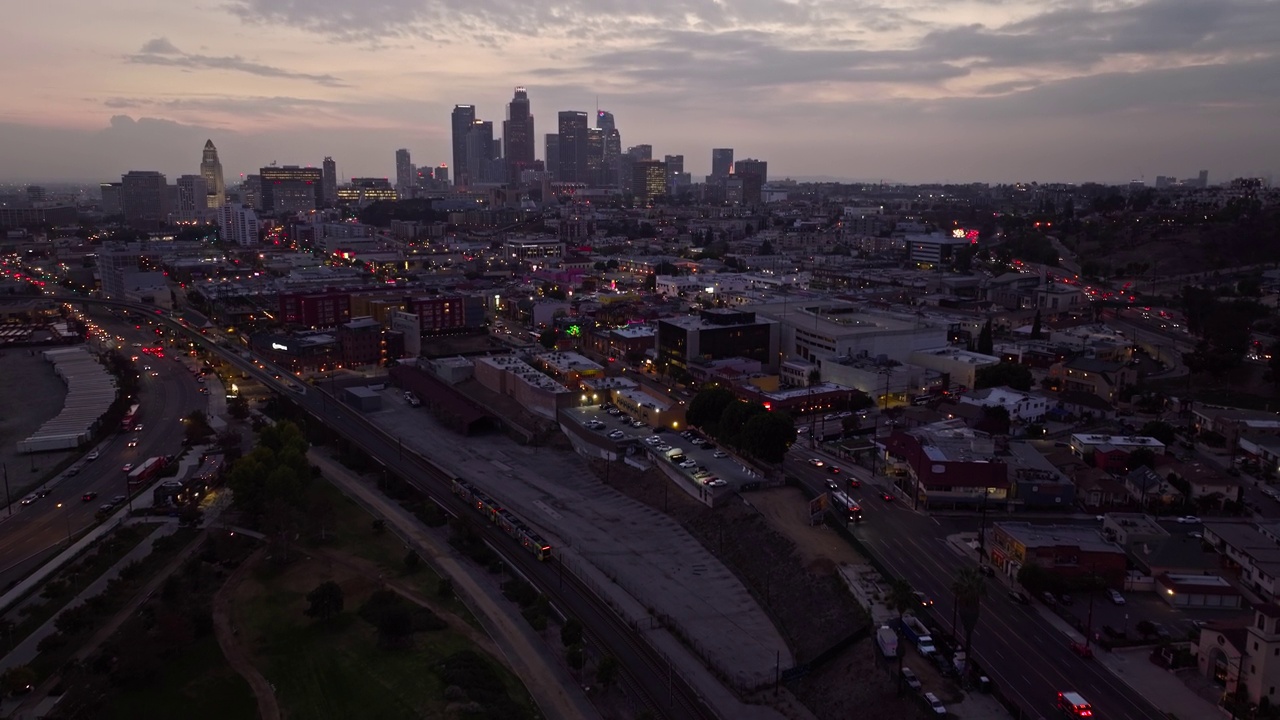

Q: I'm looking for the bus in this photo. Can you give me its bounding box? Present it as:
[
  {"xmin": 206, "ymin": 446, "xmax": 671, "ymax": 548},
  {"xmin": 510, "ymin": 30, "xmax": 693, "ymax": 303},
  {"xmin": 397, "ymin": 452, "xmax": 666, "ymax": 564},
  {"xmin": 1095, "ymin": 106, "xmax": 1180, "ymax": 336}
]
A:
[
  {"xmin": 121, "ymin": 403, "xmax": 140, "ymax": 431},
  {"xmin": 127, "ymin": 456, "xmax": 169, "ymax": 488},
  {"xmin": 831, "ymin": 490, "xmax": 864, "ymax": 523}
]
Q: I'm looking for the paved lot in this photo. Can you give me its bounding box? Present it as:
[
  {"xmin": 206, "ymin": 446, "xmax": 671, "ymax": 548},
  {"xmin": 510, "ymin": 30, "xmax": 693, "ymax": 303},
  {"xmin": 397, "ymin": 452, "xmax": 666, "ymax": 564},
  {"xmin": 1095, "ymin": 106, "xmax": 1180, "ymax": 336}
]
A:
[
  {"xmin": 0, "ymin": 349, "xmax": 75, "ymax": 506},
  {"xmin": 367, "ymin": 388, "xmax": 794, "ymax": 686}
]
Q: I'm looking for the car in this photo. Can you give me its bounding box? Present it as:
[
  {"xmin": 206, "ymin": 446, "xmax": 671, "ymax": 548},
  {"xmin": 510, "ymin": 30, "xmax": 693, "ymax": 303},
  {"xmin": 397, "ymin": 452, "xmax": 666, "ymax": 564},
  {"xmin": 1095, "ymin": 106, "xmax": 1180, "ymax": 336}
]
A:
[
  {"xmin": 693, "ymin": 471, "xmax": 712, "ymax": 480},
  {"xmin": 133, "ymin": 424, "xmax": 143, "ymax": 431},
  {"xmin": 644, "ymin": 436, "xmax": 661, "ymax": 444},
  {"xmin": 700, "ymin": 442, "xmax": 714, "ymax": 450},
  {"xmin": 1176, "ymin": 515, "xmax": 1202, "ymax": 524},
  {"xmin": 196, "ymin": 377, "xmax": 205, "ymax": 384},
  {"xmin": 913, "ymin": 592, "xmax": 934, "ymax": 607},
  {"xmin": 198, "ymin": 388, "xmax": 209, "ymax": 395},
  {"xmin": 808, "ymin": 458, "xmax": 825, "ymax": 468},
  {"xmin": 708, "ymin": 478, "xmax": 728, "ymax": 488},
  {"xmin": 98, "ymin": 503, "xmax": 115, "ymax": 513},
  {"xmin": 86, "ymin": 450, "xmax": 99, "ymax": 461},
  {"xmin": 827, "ymin": 466, "xmax": 842, "ymax": 474},
  {"xmin": 882, "ymin": 492, "xmax": 895, "ymax": 502},
  {"xmin": 126, "ymin": 437, "xmax": 139, "ymax": 447},
  {"xmin": 1068, "ymin": 640, "xmax": 1094, "ymax": 659},
  {"xmin": 150, "ymin": 371, "xmax": 159, "ymax": 377},
  {"xmin": 826, "ymin": 479, "xmax": 840, "ymax": 491},
  {"xmin": 713, "ymin": 450, "xmax": 728, "ymax": 458},
  {"xmin": 143, "ymin": 365, "xmax": 151, "ymax": 371},
  {"xmin": 631, "ymin": 420, "xmax": 646, "ymax": 428},
  {"xmin": 901, "ymin": 667, "xmax": 922, "ymax": 691},
  {"xmin": 1041, "ymin": 591, "xmax": 1057, "ymax": 606},
  {"xmin": 607, "ymin": 430, "xmax": 625, "ymax": 439},
  {"xmin": 112, "ymin": 495, "xmax": 127, "ymax": 505},
  {"xmin": 1060, "ymin": 593, "xmax": 1074, "ymax": 606},
  {"xmin": 82, "ymin": 492, "xmax": 98, "ymax": 502},
  {"xmin": 978, "ymin": 565, "xmax": 996, "ymax": 577},
  {"xmin": 20, "ymin": 495, "xmax": 37, "ymax": 506},
  {"xmin": 655, "ymin": 444, "xmax": 672, "ymax": 452},
  {"xmin": 923, "ymin": 692, "xmax": 947, "ymax": 716},
  {"xmin": 1187, "ymin": 531, "xmax": 1203, "ymax": 539},
  {"xmin": 121, "ymin": 463, "xmax": 134, "ymax": 473},
  {"xmin": 1008, "ymin": 590, "xmax": 1031, "ymax": 605},
  {"xmin": 848, "ymin": 478, "xmax": 861, "ymax": 488},
  {"xmin": 1109, "ymin": 589, "xmax": 1126, "ymax": 605},
  {"xmin": 680, "ymin": 460, "xmax": 697, "ymax": 469}
]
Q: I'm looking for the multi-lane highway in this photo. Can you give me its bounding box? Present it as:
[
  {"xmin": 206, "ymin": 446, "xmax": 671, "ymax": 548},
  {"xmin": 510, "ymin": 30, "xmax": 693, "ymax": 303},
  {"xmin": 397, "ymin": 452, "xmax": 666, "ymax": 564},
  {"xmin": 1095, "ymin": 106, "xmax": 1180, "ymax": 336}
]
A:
[
  {"xmin": 0, "ymin": 315, "xmax": 206, "ymax": 590},
  {"xmin": 787, "ymin": 452, "xmax": 1165, "ymax": 720}
]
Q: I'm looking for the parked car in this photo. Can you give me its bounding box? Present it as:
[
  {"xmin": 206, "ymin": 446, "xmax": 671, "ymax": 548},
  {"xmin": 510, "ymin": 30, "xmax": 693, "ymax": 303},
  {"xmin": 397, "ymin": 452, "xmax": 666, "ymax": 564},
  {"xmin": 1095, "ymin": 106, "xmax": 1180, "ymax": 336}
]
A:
[
  {"xmin": 1176, "ymin": 515, "xmax": 1201, "ymax": 524},
  {"xmin": 923, "ymin": 692, "xmax": 947, "ymax": 716},
  {"xmin": 713, "ymin": 450, "xmax": 728, "ymax": 458},
  {"xmin": 1068, "ymin": 640, "xmax": 1094, "ymax": 659},
  {"xmin": 1008, "ymin": 590, "xmax": 1031, "ymax": 605},
  {"xmin": 1060, "ymin": 593, "xmax": 1074, "ymax": 606},
  {"xmin": 608, "ymin": 430, "xmax": 625, "ymax": 439},
  {"xmin": 1041, "ymin": 591, "xmax": 1057, "ymax": 606},
  {"xmin": 1109, "ymin": 589, "xmax": 1126, "ymax": 605},
  {"xmin": 901, "ymin": 667, "xmax": 922, "ymax": 691},
  {"xmin": 86, "ymin": 450, "xmax": 100, "ymax": 461},
  {"xmin": 111, "ymin": 495, "xmax": 127, "ymax": 505}
]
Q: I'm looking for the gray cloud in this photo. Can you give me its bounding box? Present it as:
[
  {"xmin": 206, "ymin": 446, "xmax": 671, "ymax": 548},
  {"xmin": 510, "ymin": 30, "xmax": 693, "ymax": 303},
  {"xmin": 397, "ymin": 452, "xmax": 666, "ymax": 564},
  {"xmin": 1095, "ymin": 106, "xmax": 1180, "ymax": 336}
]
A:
[{"xmin": 125, "ymin": 38, "xmax": 346, "ymax": 87}]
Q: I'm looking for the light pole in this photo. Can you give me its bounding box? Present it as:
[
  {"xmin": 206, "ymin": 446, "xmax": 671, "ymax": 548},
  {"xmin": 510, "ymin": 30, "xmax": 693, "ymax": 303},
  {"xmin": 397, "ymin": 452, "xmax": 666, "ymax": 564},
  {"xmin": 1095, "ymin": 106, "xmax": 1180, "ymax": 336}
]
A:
[{"xmin": 55, "ymin": 502, "xmax": 72, "ymax": 545}]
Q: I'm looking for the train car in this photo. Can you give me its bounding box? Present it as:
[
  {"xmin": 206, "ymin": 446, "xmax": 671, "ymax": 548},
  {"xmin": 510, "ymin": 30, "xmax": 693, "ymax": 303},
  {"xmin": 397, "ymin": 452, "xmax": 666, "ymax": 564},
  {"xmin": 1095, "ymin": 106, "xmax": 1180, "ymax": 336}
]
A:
[{"xmin": 452, "ymin": 478, "xmax": 552, "ymax": 560}]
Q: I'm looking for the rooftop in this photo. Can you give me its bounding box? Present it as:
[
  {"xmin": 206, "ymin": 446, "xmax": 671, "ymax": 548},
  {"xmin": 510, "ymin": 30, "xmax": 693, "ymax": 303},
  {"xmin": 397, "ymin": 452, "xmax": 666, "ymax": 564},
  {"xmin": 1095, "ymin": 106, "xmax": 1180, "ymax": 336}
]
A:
[
  {"xmin": 995, "ymin": 521, "xmax": 1125, "ymax": 555},
  {"xmin": 912, "ymin": 347, "xmax": 1002, "ymax": 365},
  {"xmin": 1155, "ymin": 573, "xmax": 1237, "ymax": 595}
]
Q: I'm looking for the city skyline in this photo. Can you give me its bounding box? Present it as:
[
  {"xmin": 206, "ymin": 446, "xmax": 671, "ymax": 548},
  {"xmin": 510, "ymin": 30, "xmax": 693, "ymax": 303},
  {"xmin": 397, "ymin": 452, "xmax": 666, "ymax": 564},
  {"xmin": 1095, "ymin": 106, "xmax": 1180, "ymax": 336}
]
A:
[{"xmin": 2, "ymin": 0, "xmax": 1278, "ymax": 184}]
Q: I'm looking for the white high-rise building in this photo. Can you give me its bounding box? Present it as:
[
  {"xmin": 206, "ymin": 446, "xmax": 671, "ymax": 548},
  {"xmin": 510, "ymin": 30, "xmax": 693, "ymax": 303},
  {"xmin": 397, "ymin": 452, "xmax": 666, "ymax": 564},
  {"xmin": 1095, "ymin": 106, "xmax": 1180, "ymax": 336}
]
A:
[
  {"xmin": 217, "ymin": 204, "xmax": 261, "ymax": 246},
  {"xmin": 200, "ymin": 140, "xmax": 225, "ymax": 208}
]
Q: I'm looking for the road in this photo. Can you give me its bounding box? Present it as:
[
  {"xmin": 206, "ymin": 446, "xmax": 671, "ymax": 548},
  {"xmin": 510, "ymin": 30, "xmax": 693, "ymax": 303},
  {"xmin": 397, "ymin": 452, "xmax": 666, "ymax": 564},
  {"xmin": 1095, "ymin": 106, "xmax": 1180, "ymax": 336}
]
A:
[
  {"xmin": 0, "ymin": 315, "xmax": 205, "ymax": 590},
  {"xmin": 786, "ymin": 450, "xmax": 1165, "ymax": 720}
]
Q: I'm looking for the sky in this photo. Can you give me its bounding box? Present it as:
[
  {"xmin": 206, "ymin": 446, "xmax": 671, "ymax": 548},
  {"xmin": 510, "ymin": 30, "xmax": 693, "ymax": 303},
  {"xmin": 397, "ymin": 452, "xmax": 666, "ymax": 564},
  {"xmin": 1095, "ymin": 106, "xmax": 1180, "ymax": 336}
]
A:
[{"xmin": 2, "ymin": 0, "xmax": 1278, "ymax": 185}]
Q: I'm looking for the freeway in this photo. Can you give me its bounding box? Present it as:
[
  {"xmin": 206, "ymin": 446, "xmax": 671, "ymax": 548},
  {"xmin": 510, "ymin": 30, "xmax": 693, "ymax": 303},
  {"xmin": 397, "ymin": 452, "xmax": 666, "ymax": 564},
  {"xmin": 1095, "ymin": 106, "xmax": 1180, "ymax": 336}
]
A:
[
  {"xmin": 0, "ymin": 314, "xmax": 206, "ymax": 590},
  {"xmin": 52, "ymin": 294, "xmax": 719, "ymax": 720},
  {"xmin": 787, "ymin": 450, "xmax": 1165, "ymax": 720}
]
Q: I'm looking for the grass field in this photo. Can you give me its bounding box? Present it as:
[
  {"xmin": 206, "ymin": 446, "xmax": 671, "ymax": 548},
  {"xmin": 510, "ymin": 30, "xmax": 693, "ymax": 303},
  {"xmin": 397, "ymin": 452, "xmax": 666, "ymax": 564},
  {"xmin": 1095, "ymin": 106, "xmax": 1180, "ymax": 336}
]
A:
[
  {"xmin": 99, "ymin": 634, "xmax": 258, "ymax": 720},
  {"xmin": 235, "ymin": 552, "xmax": 536, "ymax": 720}
]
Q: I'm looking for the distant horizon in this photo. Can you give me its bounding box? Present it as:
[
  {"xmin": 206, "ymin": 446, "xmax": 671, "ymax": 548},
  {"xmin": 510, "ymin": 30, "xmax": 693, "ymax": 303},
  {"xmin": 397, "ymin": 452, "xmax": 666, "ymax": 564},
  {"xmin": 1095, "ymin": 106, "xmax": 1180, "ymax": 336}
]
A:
[{"xmin": 3, "ymin": 0, "xmax": 1278, "ymax": 184}]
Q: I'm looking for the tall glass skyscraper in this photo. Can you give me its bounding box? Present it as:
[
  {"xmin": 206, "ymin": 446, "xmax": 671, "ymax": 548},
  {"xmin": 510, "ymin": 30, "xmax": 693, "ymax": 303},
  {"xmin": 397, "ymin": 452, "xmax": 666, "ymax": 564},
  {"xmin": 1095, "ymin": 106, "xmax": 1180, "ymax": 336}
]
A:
[
  {"xmin": 451, "ymin": 105, "xmax": 476, "ymax": 186},
  {"xmin": 557, "ymin": 111, "xmax": 588, "ymax": 184},
  {"xmin": 503, "ymin": 87, "xmax": 535, "ymax": 184}
]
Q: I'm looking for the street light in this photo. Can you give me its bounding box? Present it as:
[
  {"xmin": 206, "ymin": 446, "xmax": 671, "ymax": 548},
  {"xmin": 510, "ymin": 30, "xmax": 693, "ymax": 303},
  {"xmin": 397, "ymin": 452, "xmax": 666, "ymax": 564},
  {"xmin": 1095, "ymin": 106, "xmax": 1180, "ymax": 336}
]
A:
[{"xmin": 55, "ymin": 502, "xmax": 72, "ymax": 545}]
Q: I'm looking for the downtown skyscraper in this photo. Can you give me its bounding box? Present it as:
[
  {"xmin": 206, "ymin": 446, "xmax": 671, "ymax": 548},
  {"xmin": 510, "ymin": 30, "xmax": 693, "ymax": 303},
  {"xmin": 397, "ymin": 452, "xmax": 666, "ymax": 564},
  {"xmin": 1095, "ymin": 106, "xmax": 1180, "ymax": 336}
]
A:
[
  {"xmin": 557, "ymin": 111, "xmax": 588, "ymax": 184},
  {"xmin": 450, "ymin": 105, "xmax": 476, "ymax": 186},
  {"xmin": 597, "ymin": 111, "xmax": 621, "ymax": 186},
  {"xmin": 503, "ymin": 87, "xmax": 535, "ymax": 184},
  {"xmin": 395, "ymin": 148, "xmax": 413, "ymax": 197},
  {"xmin": 322, "ymin": 157, "xmax": 338, "ymax": 204},
  {"xmin": 200, "ymin": 139, "xmax": 225, "ymax": 208}
]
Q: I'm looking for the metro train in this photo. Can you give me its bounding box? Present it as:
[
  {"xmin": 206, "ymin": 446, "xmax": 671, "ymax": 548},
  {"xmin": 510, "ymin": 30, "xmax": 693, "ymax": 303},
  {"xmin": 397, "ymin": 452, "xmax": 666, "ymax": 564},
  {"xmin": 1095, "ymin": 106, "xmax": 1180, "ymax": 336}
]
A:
[{"xmin": 451, "ymin": 478, "xmax": 553, "ymax": 561}]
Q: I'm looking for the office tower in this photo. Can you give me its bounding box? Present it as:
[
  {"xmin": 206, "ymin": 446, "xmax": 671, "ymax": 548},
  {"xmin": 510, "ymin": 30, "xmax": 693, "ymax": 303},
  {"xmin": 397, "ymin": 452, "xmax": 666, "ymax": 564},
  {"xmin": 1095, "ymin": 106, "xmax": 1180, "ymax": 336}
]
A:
[
  {"xmin": 586, "ymin": 128, "xmax": 605, "ymax": 186},
  {"xmin": 100, "ymin": 182, "xmax": 123, "ymax": 216},
  {"xmin": 503, "ymin": 86, "xmax": 535, "ymax": 184},
  {"xmin": 259, "ymin": 165, "xmax": 323, "ymax": 213},
  {"xmin": 26, "ymin": 186, "xmax": 45, "ymax": 204},
  {"xmin": 617, "ymin": 154, "xmax": 635, "ymax": 194},
  {"xmin": 434, "ymin": 164, "xmax": 449, "ymax": 183},
  {"xmin": 545, "ymin": 134, "xmax": 560, "ymax": 181},
  {"xmin": 711, "ymin": 148, "xmax": 734, "ymax": 178},
  {"xmin": 121, "ymin": 170, "xmax": 168, "ymax": 229},
  {"xmin": 733, "ymin": 158, "xmax": 768, "ymax": 204},
  {"xmin": 450, "ymin": 105, "xmax": 476, "ymax": 186},
  {"xmin": 322, "ymin": 157, "xmax": 338, "ymax": 204},
  {"xmin": 627, "ymin": 144, "xmax": 652, "ymax": 161},
  {"xmin": 175, "ymin": 174, "xmax": 208, "ymax": 222},
  {"xmin": 632, "ymin": 160, "xmax": 667, "ymax": 203},
  {"xmin": 217, "ymin": 204, "xmax": 261, "ymax": 246},
  {"xmin": 465, "ymin": 120, "xmax": 495, "ymax": 185},
  {"xmin": 557, "ymin": 111, "xmax": 588, "ymax": 184},
  {"xmin": 395, "ymin": 149, "xmax": 413, "ymax": 197},
  {"xmin": 199, "ymin": 140, "xmax": 226, "ymax": 208},
  {"xmin": 597, "ymin": 112, "xmax": 621, "ymax": 188},
  {"xmin": 663, "ymin": 154, "xmax": 684, "ymax": 192},
  {"xmin": 242, "ymin": 175, "xmax": 262, "ymax": 210},
  {"xmin": 1198, "ymin": 170, "xmax": 1209, "ymax": 188}
]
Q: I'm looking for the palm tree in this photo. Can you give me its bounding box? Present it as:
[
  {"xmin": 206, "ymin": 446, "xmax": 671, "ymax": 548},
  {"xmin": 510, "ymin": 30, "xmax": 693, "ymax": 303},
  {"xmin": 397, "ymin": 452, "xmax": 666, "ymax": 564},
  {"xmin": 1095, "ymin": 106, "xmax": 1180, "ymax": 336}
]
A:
[
  {"xmin": 952, "ymin": 567, "xmax": 988, "ymax": 663},
  {"xmin": 887, "ymin": 579, "xmax": 918, "ymax": 691}
]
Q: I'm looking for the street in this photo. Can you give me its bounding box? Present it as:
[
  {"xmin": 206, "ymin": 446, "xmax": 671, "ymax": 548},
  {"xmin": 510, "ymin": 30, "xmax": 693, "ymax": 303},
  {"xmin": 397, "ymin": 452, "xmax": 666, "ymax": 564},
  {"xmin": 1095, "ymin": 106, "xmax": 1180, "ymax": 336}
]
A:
[{"xmin": 787, "ymin": 449, "xmax": 1166, "ymax": 720}]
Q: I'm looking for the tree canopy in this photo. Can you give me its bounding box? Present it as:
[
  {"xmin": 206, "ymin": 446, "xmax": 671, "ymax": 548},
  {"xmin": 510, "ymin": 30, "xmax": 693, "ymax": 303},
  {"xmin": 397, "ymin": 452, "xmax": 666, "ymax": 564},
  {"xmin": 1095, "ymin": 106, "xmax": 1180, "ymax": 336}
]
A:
[{"xmin": 974, "ymin": 363, "xmax": 1033, "ymax": 392}]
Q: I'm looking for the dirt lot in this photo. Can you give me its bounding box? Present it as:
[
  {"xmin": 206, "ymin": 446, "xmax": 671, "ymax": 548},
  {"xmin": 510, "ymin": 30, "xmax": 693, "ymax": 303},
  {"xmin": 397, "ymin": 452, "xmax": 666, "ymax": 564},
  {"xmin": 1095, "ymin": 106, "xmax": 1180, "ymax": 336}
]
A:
[{"xmin": 595, "ymin": 461, "xmax": 926, "ymax": 720}]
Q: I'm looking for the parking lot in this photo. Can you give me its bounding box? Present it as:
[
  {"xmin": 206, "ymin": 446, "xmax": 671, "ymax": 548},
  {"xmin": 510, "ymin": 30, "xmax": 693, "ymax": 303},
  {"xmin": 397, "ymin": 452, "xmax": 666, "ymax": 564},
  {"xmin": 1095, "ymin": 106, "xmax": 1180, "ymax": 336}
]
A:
[{"xmin": 565, "ymin": 403, "xmax": 655, "ymax": 444}]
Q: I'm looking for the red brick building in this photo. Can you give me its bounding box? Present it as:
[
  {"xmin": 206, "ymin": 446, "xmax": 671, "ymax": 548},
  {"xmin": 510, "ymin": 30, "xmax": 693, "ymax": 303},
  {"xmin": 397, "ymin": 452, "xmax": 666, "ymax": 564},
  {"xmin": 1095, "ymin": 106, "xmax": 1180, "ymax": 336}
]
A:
[
  {"xmin": 885, "ymin": 420, "xmax": 1010, "ymax": 509},
  {"xmin": 989, "ymin": 521, "xmax": 1127, "ymax": 589},
  {"xmin": 279, "ymin": 290, "xmax": 352, "ymax": 327},
  {"xmin": 337, "ymin": 317, "xmax": 384, "ymax": 367}
]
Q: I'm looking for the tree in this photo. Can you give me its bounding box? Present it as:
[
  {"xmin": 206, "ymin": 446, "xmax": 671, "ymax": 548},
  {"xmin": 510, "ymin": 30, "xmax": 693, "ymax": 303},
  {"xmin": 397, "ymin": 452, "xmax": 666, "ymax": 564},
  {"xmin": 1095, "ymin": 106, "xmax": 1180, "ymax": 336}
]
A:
[
  {"xmin": 595, "ymin": 655, "xmax": 619, "ymax": 689},
  {"xmin": 538, "ymin": 328, "xmax": 559, "ymax": 350},
  {"xmin": 305, "ymin": 581, "xmax": 344, "ymax": 621},
  {"xmin": 975, "ymin": 405, "xmax": 1011, "ymax": 435},
  {"xmin": 977, "ymin": 319, "xmax": 994, "ymax": 355},
  {"xmin": 686, "ymin": 388, "xmax": 736, "ymax": 434},
  {"xmin": 560, "ymin": 618, "xmax": 583, "ymax": 648},
  {"xmin": 184, "ymin": 410, "xmax": 214, "ymax": 444},
  {"xmin": 951, "ymin": 567, "xmax": 987, "ymax": 659},
  {"xmin": 376, "ymin": 605, "xmax": 414, "ymax": 648},
  {"xmin": 1016, "ymin": 562, "xmax": 1051, "ymax": 593},
  {"xmin": 717, "ymin": 400, "xmax": 768, "ymax": 450},
  {"xmin": 740, "ymin": 412, "xmax": 797, "ymax": 463},
  {"xmin": 1139, "ymin": 421, "xmax": 1177, "ymax": 447},
  {"xmin": 974, "ymin": 363, "xmax": 1033, "ymax": 392},
  {"xmin": 1127, "ymin": 448, "xmax": 1157, "ymax": 471},
  {"xmin": 227, "ymin": 395, "xmax": 250, "ymax": 420},
  {"xmin": 1030, "ymin": 310, "xmax": 1043, "ymax": 340},
  {"xmin": 566, "ymin": 644, "xmax": 586, "ymax": 675},
  {"xmin": 0, "ymin": 665, "xmax": 36, "ymax": 696}
]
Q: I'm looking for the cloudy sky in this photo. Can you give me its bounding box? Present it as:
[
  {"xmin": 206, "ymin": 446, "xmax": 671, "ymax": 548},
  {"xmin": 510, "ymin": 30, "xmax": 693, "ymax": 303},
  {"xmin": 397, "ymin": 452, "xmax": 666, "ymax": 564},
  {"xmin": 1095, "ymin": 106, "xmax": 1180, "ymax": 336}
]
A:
[{"xmin": 2, "ymin": 0, "xmax": 1277, "ymax": 185}]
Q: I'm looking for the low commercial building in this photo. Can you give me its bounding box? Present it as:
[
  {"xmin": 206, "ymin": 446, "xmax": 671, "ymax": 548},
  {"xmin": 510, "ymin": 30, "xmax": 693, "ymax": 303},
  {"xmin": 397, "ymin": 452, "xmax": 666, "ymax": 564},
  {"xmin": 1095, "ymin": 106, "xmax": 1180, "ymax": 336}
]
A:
[
  {"xmin": 959, "ymin": 387, "xmax": 1048, "ymax": 423},
  {"xmin": 1153, "ymin": 573, "xmax": 1241, "ymax": 609},
  {"xmin": 657, "ymin": 308, "xmax": 779, "ymax": 373},
  {"xmin": 613, "ymin": 387, "xmax": 686, "ymax": 430},
  {"xmin": 1069, "ymin": 433, "xmax": 1166, "ymax": 458},
  {"xmin": 249, "ymin": 331, "xmax": 338, "ymax": 372},
  {"xmin": 989, "ymin": 521, "xmax": 1127, "ymax": 589},
  {"xmin": 533, "ymin": 351, "xmax": 605, "ymax": 388},
  {"xmin": 908, "ymin": 347, "xmax": 1001, "ymax": 390},
  {"xmin": 884, "ymin": 419, "xmax": 1010, "ymax": 509},
  {"xmin": 473, "ymin": 354, "xmax": 575, "ymax": 421},
  {"xmin": 1202, "ymin": 522, "xmax": 1280, "ymax": 602},
  {"xmin": 1050, "ymin": 357, "xmax": 1137, "ymax": 403}
]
